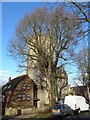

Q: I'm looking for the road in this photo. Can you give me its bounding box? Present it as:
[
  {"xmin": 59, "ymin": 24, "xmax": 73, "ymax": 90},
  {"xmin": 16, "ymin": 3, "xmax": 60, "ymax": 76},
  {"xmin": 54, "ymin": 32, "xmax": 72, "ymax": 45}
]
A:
[
  {"xmin": 2, "ymin": 111, "xmax": 90, "ymax": 120},
  {"xmin": 68, "ymin": 111, "xmax": 90, "ymax": 119}
]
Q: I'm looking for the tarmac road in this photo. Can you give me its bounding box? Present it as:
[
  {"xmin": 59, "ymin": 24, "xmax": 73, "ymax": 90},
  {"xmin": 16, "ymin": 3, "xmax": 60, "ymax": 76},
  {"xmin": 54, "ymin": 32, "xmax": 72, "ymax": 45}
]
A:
[{"xmin": 2, "ymin": 111, "xmax": 90, "ymax": 120}]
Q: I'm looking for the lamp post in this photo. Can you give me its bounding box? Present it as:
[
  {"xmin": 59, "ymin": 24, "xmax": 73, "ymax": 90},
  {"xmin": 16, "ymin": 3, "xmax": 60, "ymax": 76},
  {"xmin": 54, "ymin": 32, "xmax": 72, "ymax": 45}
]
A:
[{"xmin": 85, "ymin": 72, "xmax": 90, "ymax": 104}]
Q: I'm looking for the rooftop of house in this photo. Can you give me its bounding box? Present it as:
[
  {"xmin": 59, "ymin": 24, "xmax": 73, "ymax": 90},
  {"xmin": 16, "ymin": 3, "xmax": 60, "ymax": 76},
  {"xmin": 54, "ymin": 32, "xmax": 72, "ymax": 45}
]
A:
[
  {"xmin": 2, "ymin": 74, "xmax": 36, "ymax": 94},
  {"xmin": 70, "ymin": 85, "xmax": 87, "ymax": 91}
]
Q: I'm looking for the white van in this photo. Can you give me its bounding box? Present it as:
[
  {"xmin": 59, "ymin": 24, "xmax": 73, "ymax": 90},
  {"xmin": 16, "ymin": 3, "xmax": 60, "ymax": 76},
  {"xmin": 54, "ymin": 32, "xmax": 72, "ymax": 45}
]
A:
[{"xmin": 64, "ymin": 95, "xmax": 89, "ymax": 113}]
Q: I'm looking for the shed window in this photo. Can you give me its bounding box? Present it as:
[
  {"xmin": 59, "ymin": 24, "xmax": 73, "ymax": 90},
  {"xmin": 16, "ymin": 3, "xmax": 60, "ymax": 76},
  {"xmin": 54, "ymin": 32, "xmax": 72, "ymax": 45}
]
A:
[
  {"xmin": 2, "ymin": 95, "xmax": 5, "ymax": 101},
  {"xmin": 18, "ymin": 94, "xmax": 22, "ymax": 101},
  {"xmin": 22, "ymin": 94, "xmax": 26, "ymax": 100},
  {"xmin": 23, "ymin": 84, "xmax": 26, "ymax": 89},
  {"xmin": 8, "ymin": 85, "xmax": 11, "ymax": 89},
  {"xmin": 27, "ymin": 94, "xmax": 30, "ymax": 100},
  {"xmin": 27, "ymin": 84, "xmax": 30, "ymax": 89}
]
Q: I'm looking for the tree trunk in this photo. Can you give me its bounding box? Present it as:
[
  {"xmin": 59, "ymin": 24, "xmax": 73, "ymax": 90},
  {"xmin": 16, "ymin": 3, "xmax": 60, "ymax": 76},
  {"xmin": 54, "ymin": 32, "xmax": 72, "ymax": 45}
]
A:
[
  {"xmin": 55, "ymin": 79, "xmax": 58, "ymax": 101},
  {"xmin": 87, "ymin": 85, "xmax": 90, "ymax": 103},
  {"xmin": 48, "ymin": 82, "xmax": 54, "ymax": 107},
  {"xmin": 58, "ymin": 89, "xmax": 62, "ymax": 101}
]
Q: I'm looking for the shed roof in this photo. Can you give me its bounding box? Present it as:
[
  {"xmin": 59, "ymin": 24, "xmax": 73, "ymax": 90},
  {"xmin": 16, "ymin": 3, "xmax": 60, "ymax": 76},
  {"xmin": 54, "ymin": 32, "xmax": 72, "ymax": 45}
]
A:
[{"xmin": 2, "ymin": 74, "xmax": 36, "ymax": 94}]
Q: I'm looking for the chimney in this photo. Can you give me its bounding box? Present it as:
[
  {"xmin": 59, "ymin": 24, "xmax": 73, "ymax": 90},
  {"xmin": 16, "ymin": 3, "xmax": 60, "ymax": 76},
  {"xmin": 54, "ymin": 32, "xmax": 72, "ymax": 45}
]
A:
[{"xmin": 8, "ymin": 77, "xmax": 11, "ymax": 82}]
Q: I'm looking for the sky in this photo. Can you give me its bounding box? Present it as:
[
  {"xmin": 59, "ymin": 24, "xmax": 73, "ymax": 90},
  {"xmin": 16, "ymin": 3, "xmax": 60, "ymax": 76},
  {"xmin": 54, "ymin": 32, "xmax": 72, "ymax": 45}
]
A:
[
  {"xmin": 1, "ymin": 2, "xmax": 49, "ymax": 85},
  {"xmin": 1, "ymin": 0, "xmax": 90, "ymax": 2},
  {"xmin": 0, "ymin": 2, "xmax": 85, "ymax": 86},
  {"xmin": 1, "ymin": 2, "xmax": 59, "ymax": 85}
]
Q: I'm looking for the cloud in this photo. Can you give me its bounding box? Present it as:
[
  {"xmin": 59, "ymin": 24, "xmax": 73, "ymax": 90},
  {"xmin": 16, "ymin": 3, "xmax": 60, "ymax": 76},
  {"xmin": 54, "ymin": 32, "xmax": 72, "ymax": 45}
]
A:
[
  {"xmin": 0, "ymin": 70, "xmax": 10, "ymax": 73},
  {"xmin": 0, "ymin": 70, "xmax": 10, "ymax": 86}
]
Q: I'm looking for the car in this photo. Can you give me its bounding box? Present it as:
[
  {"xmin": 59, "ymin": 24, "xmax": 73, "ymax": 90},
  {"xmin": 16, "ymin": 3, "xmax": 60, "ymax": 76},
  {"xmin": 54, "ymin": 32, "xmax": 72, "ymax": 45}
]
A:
[{"xmin": 52, "ymin": 103, "xmax": 74, "ymax": 116}]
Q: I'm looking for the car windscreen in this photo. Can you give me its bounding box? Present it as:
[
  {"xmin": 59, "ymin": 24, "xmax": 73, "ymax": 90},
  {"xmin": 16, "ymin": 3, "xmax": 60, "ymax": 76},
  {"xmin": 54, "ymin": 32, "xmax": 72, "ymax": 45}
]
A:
[{"xmin": 52, "ymin": 105, "xmax": 61, "ymax": 109}]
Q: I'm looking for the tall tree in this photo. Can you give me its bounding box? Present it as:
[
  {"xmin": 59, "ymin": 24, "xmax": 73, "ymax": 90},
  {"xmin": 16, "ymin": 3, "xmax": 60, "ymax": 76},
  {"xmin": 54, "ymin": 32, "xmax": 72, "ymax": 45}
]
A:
[
  {"xmin": 70, "ymin": 2, "xmax": 90, "ymax": 23},
  {"xmin": 56, "ymin": 65, "xmax": 68, "ymax": 100},
  {"xmin": 75, "ymin": 47, "xmax": 90, "ymax": 102},
  {"xmin": 8, "ymin": 6, "xmax": 83, "ymax": 106}
]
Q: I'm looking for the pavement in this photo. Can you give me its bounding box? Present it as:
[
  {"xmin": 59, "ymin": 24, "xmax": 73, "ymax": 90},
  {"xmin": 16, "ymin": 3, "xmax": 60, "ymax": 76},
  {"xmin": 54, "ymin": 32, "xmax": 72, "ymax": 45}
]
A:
[
  {"xmin": 2, "ymin": 113, "xmax": 38, "ymax": 120},
  {"xmin": 2, "ymin": 111, "xmax": 90, "ymax": 120}
]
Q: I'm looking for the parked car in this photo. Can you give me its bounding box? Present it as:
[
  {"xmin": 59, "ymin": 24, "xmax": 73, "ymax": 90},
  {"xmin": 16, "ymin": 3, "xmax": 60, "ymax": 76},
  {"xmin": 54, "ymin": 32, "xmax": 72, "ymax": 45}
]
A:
[
  {"xmin": 64, "ymin": 95, "xmax": 90, "ymax": 113},
  {"xmin": 52, "ymin": 103, "xmax": 74, "ymax": 116}
]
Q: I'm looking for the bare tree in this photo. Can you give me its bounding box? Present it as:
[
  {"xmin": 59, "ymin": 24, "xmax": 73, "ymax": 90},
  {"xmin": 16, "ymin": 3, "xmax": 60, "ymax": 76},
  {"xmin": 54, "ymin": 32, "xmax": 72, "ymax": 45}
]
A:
[
  {"xmin": 53, "ymin": 2, "xmax": 90, "ymax": 23},
  {"xmin": 75, "ymin": 47, "xmax": 90, "ymax": 102},
  {"xmin": 8, "ymin": 6, "xmax": 83, "ymax": 106},
  {"xmin": 70, "ymin": 2, "xmax": 90, "ymax": 23},
  {"xmin": 56, "ymin": 65, "xmax": 68, "ymax": 100},
  {"xmin": 51, "ymin": 2, "xmax": 89, "ymax": 38}
]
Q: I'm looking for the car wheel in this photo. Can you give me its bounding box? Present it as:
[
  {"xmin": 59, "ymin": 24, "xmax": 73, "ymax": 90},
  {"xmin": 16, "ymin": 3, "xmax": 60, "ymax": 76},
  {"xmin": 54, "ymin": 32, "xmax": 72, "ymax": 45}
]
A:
[
  {"xmin": 71, "ymin": 111, "xmax": 74, "ymax": 116},
  {"xmin": 78, "ymin": 108, "xmax": 81, "ymax": 114},
  {"xmin": 89, "ymin": 106, "xmax": 90, "ymax": 111},
  {"xmin": 62, "ymin": 112, "xmax": 65, "ymax": 116}
]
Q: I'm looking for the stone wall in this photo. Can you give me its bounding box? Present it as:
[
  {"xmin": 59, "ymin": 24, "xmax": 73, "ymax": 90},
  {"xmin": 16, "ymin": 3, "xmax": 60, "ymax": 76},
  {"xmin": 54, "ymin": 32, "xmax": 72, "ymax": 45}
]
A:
[
  {"xmin": 5, "ymin": 108, "xmax": 17, "ymax": 116},
  {"xmin": 37, "ymin": 89, "xmax": 49, "ymax": 108},
  {"xmin": 5, "ymin": 107, "xmax": 48, "ymax": 116}
]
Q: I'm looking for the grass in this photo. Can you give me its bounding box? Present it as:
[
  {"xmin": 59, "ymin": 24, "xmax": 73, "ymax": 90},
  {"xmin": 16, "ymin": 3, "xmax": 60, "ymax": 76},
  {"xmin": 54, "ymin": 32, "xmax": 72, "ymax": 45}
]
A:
[{"xmin": 32, "ymin": 112, "xmax": 52, "ymax": 119}]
